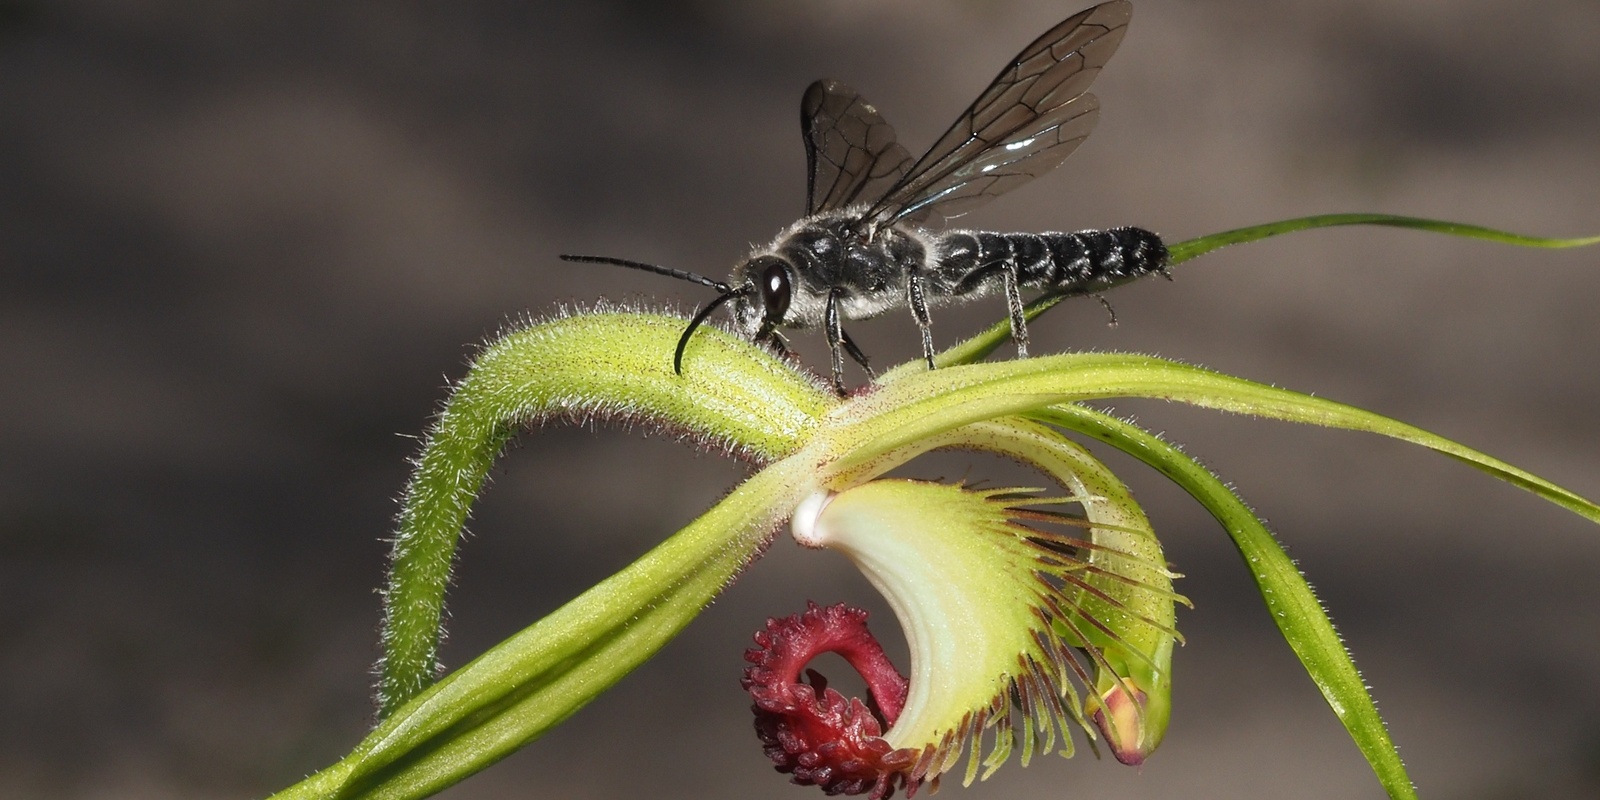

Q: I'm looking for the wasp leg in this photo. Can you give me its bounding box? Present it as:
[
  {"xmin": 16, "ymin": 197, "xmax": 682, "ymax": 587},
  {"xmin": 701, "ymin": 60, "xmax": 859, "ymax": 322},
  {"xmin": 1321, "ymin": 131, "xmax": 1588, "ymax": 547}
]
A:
[
  {"xmin": 1090, "ymin": 293, "xmax": 1119, "ymax": 327},
  {"xmin": 765, "ymin": 329, "xmax": 793, "ymax": 358},
  {"xmin": 1003, "ymin": 262, "xmax": 1029, "ymax": 358},
  {"xmin": 840, "ymin": 328, "xmax": 875, "ymax": 379},
  {"xmin": 906, "ymin": 268, "xmax": 936, "ymax": 370},
  {"xmin": 824, "ymin": 289, "xmax": 848, "ymax": 396},
  {"xmin": 756, "ymin": 320, "xmax": 792, "ymax": 359}
]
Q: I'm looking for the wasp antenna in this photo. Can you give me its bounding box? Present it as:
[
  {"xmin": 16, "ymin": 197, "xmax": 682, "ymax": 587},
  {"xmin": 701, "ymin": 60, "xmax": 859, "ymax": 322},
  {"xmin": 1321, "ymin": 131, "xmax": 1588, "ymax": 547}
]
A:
[
  {"xmin": 560, "ymin": 254, "xmax": 732, "ymax": 292},
  {"xmin": 675, "ymin": 287, "xmax": 748, "ymax": 375}
]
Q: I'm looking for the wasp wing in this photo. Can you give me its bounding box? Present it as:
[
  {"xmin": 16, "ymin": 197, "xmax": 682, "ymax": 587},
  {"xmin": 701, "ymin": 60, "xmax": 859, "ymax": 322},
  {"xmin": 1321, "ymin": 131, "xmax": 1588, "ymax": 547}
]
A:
[
  {"xmin": 802, "ymin": 79, "xmax": 916, "ymax": 215},
  {"xmin": 863, "ymin": 0, "xmax": 1131, "ymax": 229}
]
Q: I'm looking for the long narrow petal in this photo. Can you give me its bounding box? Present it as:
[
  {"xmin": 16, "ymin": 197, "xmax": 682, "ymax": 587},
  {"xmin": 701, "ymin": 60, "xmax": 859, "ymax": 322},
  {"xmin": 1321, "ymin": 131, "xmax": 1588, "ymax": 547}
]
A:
[
  {"xmin": 822, "ymin": 353, "xmax": 1600, "ymax": 526},
  {"xmin": 1034, "ymin": 402, "xmax": 1420, "ymax": 800}
]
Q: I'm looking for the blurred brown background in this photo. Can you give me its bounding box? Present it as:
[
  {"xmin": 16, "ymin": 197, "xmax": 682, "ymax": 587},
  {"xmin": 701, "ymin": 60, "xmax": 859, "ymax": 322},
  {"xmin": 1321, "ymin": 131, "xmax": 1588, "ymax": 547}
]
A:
[{"xmin": 2, "ymin": 1, "xmax": 1598, "ymax": 798}]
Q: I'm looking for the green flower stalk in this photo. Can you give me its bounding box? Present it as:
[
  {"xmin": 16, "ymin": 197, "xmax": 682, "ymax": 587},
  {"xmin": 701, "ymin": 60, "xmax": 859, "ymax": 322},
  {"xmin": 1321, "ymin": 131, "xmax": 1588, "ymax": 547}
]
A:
[{"xmin": 267, "ymin": 216, "xmax": 1599, "ymax": 800}]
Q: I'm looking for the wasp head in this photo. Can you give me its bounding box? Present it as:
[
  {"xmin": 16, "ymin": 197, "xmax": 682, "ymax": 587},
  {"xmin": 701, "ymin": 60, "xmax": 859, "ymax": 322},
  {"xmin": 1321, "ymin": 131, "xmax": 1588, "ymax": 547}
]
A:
[{"xmin": 730, "ymin": 254, "xmax": 796, "ymax": 342}]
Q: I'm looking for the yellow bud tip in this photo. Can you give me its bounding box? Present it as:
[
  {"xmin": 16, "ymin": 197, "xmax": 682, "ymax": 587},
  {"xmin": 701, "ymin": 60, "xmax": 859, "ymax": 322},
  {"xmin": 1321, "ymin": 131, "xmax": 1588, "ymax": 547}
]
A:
[{"xmin": 1091, "ymin": 680, "xmax": 1149, "ymax": 766}]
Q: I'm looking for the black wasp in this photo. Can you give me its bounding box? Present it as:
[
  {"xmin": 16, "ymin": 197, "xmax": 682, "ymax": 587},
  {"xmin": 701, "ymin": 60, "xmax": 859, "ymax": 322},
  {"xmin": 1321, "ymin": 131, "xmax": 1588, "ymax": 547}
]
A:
[{"xmin": 564, "ymin": 0, "xmax": 1167, "ymax": 395}]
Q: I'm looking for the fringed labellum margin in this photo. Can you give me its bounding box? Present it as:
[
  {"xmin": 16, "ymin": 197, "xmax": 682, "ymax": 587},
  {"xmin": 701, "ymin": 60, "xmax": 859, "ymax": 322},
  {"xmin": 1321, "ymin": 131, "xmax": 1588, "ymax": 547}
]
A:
[{"xmin": 748, "ymin": 477, "xmax": 1182, "ymax": 796}]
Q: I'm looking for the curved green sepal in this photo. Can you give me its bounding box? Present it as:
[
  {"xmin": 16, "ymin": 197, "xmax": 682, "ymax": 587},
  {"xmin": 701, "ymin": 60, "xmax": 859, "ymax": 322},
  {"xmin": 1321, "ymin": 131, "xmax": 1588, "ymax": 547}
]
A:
[
  {"xmin": 953, "ymin": 418, "xmax": 1181, "ymax": 762},
  {"xmin": 274, "ymin": 455, "xmax": 817, "ymax": 800},
  {"xmin": 817, "ymin": 349, "xmax": 1594, "ymax": 800},
  {"xmin": 825, "ymin": 354, "xmax": 1600, "ymax": 527},
  {"xmin": 380, "ymin": 311, "xmax": 831, "ymax": 716},
  {"xmin": 1033, "ymin": 403, "xmax": 1419, "ymax": 800},
  {"xmin": 796, "ymin": 479, "xmax": 1110, "ymax": 783}
]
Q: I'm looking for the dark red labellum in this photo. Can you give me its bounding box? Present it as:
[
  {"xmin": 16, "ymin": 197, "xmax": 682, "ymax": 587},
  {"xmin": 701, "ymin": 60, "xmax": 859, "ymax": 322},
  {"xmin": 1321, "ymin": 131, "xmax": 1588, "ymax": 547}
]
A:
[{"xmin": 742, "ymin": 602, "xmax": 920, "ymax": 799}]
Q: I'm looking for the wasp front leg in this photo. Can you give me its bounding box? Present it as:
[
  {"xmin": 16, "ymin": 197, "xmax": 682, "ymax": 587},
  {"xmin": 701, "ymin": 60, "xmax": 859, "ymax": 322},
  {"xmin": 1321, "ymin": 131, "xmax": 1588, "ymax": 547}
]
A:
[
  {"xmin": 763, "ymin": 328, "xmax": 792, "ymax": 360},
  {"xmin": 840, "ymin": 329, "xmax": 874, "ymax": 379}
]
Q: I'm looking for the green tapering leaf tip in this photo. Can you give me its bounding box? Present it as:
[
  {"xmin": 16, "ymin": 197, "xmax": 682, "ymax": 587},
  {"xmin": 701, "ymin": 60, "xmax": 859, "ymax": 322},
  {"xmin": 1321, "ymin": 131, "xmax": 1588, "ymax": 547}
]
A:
[
  {"xmin": 790, "ymin": 478, "xmax": 1180, "ymax": 788},
  {"xmin": 1165, "ymin": 213, "xmax": 1600, "ymax": 267}
]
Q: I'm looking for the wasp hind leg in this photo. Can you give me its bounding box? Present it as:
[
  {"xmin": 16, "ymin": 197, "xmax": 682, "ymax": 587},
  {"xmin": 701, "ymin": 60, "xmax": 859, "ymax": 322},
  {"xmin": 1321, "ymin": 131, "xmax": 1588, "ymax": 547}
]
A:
[
  {"xmin": 906, "ymin": 268, "xmax": 936, "ymax": 369},
  {"xmin": 1091, "ymin": 293, "xmax": 1119, "ymax": 327},
  {"xmin": 1003, "ymin": 263, "xmax": 1030, "ymax": 359}
]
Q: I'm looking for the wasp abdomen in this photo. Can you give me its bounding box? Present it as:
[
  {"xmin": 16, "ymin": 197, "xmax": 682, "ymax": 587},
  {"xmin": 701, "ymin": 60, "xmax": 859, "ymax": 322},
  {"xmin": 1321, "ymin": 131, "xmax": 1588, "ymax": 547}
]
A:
[{"xmin": 937, "ymin": 227, "xmax": 1167, "ymax": 297}]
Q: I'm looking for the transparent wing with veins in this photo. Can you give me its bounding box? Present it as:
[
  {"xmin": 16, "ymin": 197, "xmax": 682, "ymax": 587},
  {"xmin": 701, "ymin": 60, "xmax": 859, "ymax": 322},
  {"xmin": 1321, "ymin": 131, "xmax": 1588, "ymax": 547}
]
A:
[
  {"xmin": 862, "ymin": 0, "xmax": 1132, "ymax": 230},
  {"xmin": 801, "ymin": 79, "xmax": 915, "ymax": 215}
]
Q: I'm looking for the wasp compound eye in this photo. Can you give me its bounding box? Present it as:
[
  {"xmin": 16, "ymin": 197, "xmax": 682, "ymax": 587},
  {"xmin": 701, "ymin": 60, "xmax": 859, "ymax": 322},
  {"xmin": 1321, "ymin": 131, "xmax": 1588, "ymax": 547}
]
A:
[{"xmin": 760, "ymin": 260, "xmax": 792, "ymax": 323}]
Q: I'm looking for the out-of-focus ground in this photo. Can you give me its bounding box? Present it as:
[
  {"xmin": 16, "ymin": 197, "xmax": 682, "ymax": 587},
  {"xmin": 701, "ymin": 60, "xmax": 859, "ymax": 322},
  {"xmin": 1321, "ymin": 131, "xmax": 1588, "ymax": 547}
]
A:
[{"xmin": 2, "ymin": 1, "xmax": 1599, "ymax": 798}]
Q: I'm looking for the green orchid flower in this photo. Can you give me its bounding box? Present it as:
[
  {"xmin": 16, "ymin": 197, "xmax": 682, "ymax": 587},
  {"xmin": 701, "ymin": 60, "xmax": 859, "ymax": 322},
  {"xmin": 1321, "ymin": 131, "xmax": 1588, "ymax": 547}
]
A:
[{"xmin": 267, "ymin": 215, "xmax": 1599, "ymax": 800}]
